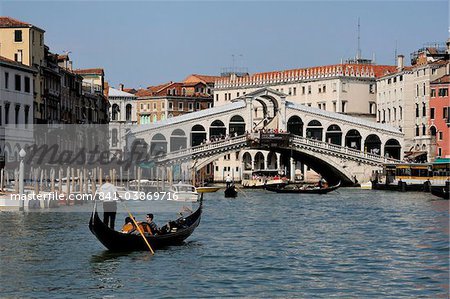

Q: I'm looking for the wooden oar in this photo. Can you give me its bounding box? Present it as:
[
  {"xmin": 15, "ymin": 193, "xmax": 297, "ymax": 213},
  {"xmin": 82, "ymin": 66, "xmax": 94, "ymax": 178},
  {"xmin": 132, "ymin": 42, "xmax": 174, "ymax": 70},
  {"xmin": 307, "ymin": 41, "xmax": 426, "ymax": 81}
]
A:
[
  {"xmin": 120, "ymin": 200, "xmax": 155, "ymax": 255},
  {"xmin": 235, "ymin": 185, "xmax": 249, "ymax": 198}
]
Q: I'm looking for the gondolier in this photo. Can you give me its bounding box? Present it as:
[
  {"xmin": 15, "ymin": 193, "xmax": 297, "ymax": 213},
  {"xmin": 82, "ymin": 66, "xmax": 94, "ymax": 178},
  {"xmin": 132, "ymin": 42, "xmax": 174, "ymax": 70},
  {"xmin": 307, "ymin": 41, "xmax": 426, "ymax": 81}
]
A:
[{"xmin": 99, "ymin": 175, "xmax": 119, "ymax": 230}]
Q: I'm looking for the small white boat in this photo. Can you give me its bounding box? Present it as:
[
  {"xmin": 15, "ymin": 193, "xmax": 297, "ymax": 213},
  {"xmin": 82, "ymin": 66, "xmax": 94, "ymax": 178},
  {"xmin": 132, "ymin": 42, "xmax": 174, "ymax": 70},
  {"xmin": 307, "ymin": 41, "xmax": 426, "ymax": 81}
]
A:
[
  {"xmin": 360, "ymin": 181, "xmax": 372, "ymax": 190},
  {"xmin": 169, "ymin": 183, "xmax": 199, "ymax": 202}
]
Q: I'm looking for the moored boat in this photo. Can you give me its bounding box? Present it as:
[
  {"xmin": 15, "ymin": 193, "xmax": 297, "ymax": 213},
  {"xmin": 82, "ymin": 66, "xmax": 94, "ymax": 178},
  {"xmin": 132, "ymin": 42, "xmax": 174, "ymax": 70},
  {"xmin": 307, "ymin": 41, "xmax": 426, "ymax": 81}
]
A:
[
  {"xmin": 196, "ymin": 186, "xmax": 221, "ymax": 193},
  {"xmin": 89, "ymin": 200, "xmax": 202, "ymax": 251},
  {"xmin": 266, "ymin": 182, "xmax": 341, "ymax": 194}
]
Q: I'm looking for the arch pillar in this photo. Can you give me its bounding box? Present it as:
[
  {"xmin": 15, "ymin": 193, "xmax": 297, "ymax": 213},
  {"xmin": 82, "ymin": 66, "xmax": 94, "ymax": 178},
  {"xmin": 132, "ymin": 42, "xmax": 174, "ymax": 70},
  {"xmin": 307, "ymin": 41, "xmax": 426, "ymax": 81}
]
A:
[{"xmin": 278, "ymin": 96, "xmax": 287, "ymax": 131}]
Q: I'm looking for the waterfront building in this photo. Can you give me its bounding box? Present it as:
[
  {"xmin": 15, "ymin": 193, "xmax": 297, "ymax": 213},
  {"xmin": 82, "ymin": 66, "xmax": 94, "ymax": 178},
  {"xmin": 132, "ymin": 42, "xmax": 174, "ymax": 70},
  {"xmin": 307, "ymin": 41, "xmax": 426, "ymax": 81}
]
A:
[
  {"xmin": 0, "ymin": 16, "xmax": 46, "ymax": 122},
  {"xmin": 107, "ymin": 85, "xmax": 138, "ymax": 158},
  {"xmin": 376, "ymin": 42, "xmax": 449, "ymax": 162},
  {"xmin": 214, "ymin": 60, "xmax": 396, "ymax": 120},
  {"xmin": 73, "ymin": 68, "xmax": 109, "ymax": 124},
  {"xmin": 0, "ymin": 56, "xmax": 36, "ymax": 164},
  {"xmin": 135, "ymin": 76, "xmax": 216, "ymax": 124},
  {"xmin": 429, "ymin": 73, "xmax": 450, "ymax": 158}
]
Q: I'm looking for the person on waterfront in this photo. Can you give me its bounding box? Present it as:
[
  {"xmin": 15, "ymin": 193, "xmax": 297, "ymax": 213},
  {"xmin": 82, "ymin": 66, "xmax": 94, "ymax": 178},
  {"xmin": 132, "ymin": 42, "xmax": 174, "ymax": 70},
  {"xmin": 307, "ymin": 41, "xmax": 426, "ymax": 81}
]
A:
[
  {"xmin": 225, "ymin": 174, "xmax": 232, "ymax": 188},
  {"xmin": 146, "ymin": 213, "xmax": 159, "ymax": 235},
  {"xmin": 99, "ymin": 175, "xmax": 119, "ymax": 230}
]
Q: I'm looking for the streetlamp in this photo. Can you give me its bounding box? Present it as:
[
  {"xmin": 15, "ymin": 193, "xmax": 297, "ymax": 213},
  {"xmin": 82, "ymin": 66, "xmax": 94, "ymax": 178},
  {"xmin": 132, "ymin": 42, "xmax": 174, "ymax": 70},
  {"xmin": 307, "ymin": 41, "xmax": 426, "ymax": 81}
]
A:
[{"xmin": 19, "ymin": 148, "xmax": 26, "ymax": 211}]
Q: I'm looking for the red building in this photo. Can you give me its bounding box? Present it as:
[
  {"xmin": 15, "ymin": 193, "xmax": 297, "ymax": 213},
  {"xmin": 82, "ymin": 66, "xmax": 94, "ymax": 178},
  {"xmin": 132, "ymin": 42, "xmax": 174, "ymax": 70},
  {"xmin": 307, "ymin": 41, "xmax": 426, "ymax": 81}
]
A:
[{"xmin": 429, "ymin": 72, "xmax": 450, "ymax": 158}]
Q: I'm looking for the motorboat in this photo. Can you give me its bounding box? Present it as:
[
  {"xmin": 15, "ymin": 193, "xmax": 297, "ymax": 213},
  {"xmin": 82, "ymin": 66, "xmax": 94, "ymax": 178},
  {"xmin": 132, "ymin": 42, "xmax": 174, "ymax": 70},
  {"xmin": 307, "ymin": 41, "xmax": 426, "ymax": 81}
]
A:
[{"xmin": 169, "ymin": 183, "xmax": 199, "ymax": 202}]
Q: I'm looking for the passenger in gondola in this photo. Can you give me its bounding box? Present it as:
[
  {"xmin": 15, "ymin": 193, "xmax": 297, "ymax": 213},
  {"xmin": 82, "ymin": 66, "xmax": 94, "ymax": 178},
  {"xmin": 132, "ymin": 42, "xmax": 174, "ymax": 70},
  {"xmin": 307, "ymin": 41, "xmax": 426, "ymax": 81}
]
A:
[
  {"xmin": 146, "ymin": 213, "xmax": 159, "ymax": 235},
  {"xmin": 121, "ymin": 217, "xmax": 136, "ymax": 234}
]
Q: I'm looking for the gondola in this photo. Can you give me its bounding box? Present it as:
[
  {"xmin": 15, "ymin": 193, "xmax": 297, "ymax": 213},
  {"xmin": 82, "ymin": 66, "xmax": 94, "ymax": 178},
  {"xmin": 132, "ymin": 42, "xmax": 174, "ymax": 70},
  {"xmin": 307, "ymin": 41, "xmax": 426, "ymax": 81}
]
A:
[
  {"xmin": 265, "ymin": 181, "xmax": 341, "ymax": 194},
  {"xmin": 224, "ymin": 184, "xmax": 238, "ymax": 198},
  {"xmin": 430, "ymin": 186, "xmax": 450, "ymax": 200},
  {"xmin": 88, "ymin": 199, "xmax": 202, "ymax": 251}
]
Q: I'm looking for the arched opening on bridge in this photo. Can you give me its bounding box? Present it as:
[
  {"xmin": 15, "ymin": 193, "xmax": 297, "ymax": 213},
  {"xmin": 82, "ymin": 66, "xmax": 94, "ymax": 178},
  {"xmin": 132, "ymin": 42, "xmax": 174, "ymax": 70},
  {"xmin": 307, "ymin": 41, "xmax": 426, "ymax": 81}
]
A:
[
  {"xmin": 254, "ymin": 152, "xmax": 265, "ymax": 170},
  {"xmin": 170, "ymin": 129, "xmax": 187, "ymax": 152},
  {"xmin": 229, "ymin": 115, "xmax": 246, "ymax": 136},
  {"xmin": 306, "ymin": 120, "xmax": 323, "ymax": 140},
  {"xmin": 345, "ymin": 129, "xmax": 362, "ymax": 150},
  {"xmin": 364, "ymin": 134, "xmax": 381, "ymax": 155},
  {"xmin": 287, "ymin": 115, "xmax": 303, "ymax": 136},
  {"xmin": 191, "ymin": 125, "xmax": 207, "ymax": 147},
  {"xmin": 209, "ymin": 120, "xmax": 226, "ymax": 138},
  {"xmin": 384, "ymin": 139, "xmax": 401, "ymax": 160},
  {"xmin": 242, "ymin": 152, "xmax": 252, "ymax": 170},
  {"xmin": 125, "ymin": 104, "xmax": 132, "ymax": 122},
  {"xmin": 267, "ymin": 152, "xmax": 278, "ymax": 169},
  {"xmin": 111, "ymin": 104, "xmax": 120, "ymax": 121},
  {"xmin": 150, "ymin": 133, "xmax": 167, "ymax": 156},
  {"xmin": 325, "ymin": 124, "xmax": 342, "ymax": 145}
]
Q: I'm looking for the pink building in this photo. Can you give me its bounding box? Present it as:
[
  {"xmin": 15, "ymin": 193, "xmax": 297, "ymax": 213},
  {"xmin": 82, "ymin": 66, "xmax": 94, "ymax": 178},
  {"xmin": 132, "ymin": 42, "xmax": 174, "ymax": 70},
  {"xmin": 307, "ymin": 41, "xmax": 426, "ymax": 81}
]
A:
[{"xmin": 429, "ymin": 73, "xmax": 450, "ymax": 158}]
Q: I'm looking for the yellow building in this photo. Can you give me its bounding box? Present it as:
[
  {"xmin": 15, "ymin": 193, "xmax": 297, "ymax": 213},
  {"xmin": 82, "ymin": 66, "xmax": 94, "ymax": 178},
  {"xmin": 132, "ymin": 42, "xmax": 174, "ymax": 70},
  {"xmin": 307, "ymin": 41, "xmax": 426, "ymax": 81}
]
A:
[{"xmin": 0, "ymin": 17, "xmax": 46, "ymax": 122}]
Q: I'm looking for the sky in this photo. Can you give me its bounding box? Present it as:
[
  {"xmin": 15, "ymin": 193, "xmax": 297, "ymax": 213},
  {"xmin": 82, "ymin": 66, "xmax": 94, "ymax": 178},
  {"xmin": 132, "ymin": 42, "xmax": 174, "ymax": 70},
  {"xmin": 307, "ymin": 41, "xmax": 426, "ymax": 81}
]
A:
[{"xmin": 1, "ymin": 1, "xmax": 448, "ymax": 89}]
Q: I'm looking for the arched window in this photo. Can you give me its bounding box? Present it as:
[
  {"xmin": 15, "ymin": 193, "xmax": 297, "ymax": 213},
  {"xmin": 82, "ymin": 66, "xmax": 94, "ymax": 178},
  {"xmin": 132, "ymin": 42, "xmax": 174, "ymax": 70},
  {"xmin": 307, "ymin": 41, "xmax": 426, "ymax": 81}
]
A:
[
  {"xmin": 125, "ymin": 104, "xmax": 132, "ymax": 121},
  {"xmin": 287, "ymin": 116, "xmax": 303, "ymax": 136},
  {"xmin": 229, "ymin": 115, "xmax": 245, "ymax": 136}
]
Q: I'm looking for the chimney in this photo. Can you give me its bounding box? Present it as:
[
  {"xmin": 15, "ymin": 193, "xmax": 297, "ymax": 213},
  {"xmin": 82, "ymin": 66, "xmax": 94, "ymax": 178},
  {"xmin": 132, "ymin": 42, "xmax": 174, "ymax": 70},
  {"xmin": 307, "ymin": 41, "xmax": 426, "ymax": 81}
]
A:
[
  {"xmin": 68, "ymin": 61, "xmax": 73, "ymax": 71},
  {"xmin": 119, "ymin": 83, "xmax": 124, "ymax": 91},
  {"xmin": 397, "ymin": 55, "xmax": 404, "ymax": 70}
]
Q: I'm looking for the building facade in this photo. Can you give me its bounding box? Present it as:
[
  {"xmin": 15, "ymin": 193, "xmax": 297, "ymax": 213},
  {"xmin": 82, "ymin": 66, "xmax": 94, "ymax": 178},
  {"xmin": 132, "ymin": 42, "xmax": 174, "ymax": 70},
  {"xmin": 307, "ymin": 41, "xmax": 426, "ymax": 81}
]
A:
[
  {"xmin": 377, "ymin": 42, "xmax": 449, "ymax": 162},
  {"xmin": 214, "ymin": 61, "xmax": 396, "ymax": 120},
  {"xmin": 429, "ymin": 73, "xmax": 450, "ymax": 159},
  {"xmin": 0, "ymin": 56, "xmax": 36, "ymax": 164}
]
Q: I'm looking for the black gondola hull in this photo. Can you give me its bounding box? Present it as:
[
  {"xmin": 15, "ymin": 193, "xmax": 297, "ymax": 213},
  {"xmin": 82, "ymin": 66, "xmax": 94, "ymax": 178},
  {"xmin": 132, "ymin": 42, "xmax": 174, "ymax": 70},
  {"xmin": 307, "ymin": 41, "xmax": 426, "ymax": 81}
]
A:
[
  {"xmin": 265, "ymin": 183, "xmax": 340, "ymax": 194},
  {"xmin": 89, "ymin": 204, "xmax": 202, "ymax": 251}
]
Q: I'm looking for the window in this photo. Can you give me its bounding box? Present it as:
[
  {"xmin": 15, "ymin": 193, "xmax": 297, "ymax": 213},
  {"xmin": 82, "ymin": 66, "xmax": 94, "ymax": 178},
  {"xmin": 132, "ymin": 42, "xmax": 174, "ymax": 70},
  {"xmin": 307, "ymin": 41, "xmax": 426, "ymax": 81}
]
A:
[
  {"xmin": 24, "ymin": 77, "xmax": 30, "ymax": 93},
  {"xmin": 168, "ymin": 102, "xmax": 173, "ymax": 110},
  {"xmin": 439, "ymin": 132, "xmax": 443, "ymax": 140},
  {"xmin": 14, "ymin": 30, "xmax": 22, "ymax": 42},
  {"xmin": 302, "ymin": 86, "xmax": 305, "ymax": 94},
  {"xmin": 323, "ymin": 85, "xmax": 326, "ymax": 93},
  {"xmin": 188, "ymin": 102, "xmax": 193, "ymax": 111},
  {"xmin": 431, "ymin": 89, "xmax": 436, "ymax": 97},
  {"xmin": 288, "ymin": 87, "xmax": 292, "ymax": 95},
  {"xmin": 415, "ymin": 125, "xmax": 419, "ymax": 136},
  {"xmin": 178, "ymin": 102, "xmax": 183, "ymax": 111},
  {"xmin": 140, "ymin": 104, "xmax": 143, "ymax": 110},
  {"xmin": 422, "ymin": 124, "xmax": 426, "ymax": 136},
  {"xmin": 308, "ymin": 86, "xmax": 311, "ymax": 94},
  {"xmin": 416, "ymin": 84, "xmax": 419, "ymax": 97},
  {"xmin": 4, "ymin": 103, "xmax": 9, "ymax": 125},
  {"xmin": 293, "ymin": 87, "xmax": 296, "ymax": 95},
  {"xmin": 196, "ymin": 102, "xmax": 200, "ymax": 110},
  {"xmin": 14, "ymin": 50, "xmax": 22, "ymax": 63},
  {"xmin": 0, "ymin": 106, "xmax": 2, "ymax": 126},
  {"xmin": 430, "ymin": 108, "xmax": 435, "ymax": 119},
  {"xmin": 415, "ymin": 104, "xmax": 419, "ymax": 117},
  {"xmin": 24, "ymin": 105, "xmax": 29, "ymax": 128},
  {"xmin": 438, "ymin": 88, "xmax": 449, "ymax": 97},
  {"xmin": 422, "ymin": 103, "xmax": 426, "ymax": 117},
  {"xmin": 153, "ymin": 103, "xmax": 156, "ymax": 110},
  {"xmin": 399, "ymin": 107, "xmax": 403, "ymax": 120},
  {"xmin": 438, "ymin": 148, "xmax": 442, "ymax": 157},
  {"xmin": 15, "ymin": 105, "xmax": 20, "ymax": 126},
  {"xmin": 423, "ymin": 83, "xmax": 426, "ymax": 96},
  {"xmin": 162, "ymin": 102, "xmax": 165, "ymax": 109},
  {"xmin": 4, "ymin": 72, "xmax": 9, "ymax": 89},
  {"xmin": 342, "ymin": 101, "xmax": 347, "ymax": 113},
  {"xmin": 369, "ymin": 84, "xmax": 374, "ymax": 94},
  {"xmin": 399, "ymin": 75, "xmax": 403, "ymax": 81},
  {"xmin": 237, "ymin": 92, "xmax": 240, "ymax": 97},
  {"xmin": 15, "ymin": 75, "xmax": 21, "ymax": 91},
  {"xmin": 215, "ymin": 94, "xmax": 219, "ymax": 102}
]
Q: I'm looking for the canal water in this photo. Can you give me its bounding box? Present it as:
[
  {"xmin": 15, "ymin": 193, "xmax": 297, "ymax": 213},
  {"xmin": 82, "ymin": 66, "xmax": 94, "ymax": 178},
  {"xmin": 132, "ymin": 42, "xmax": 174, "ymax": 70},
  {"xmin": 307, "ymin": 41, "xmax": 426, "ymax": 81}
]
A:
[{"xmin": 0, "ymin": 188, "xmax": 448, "ymax": 298}]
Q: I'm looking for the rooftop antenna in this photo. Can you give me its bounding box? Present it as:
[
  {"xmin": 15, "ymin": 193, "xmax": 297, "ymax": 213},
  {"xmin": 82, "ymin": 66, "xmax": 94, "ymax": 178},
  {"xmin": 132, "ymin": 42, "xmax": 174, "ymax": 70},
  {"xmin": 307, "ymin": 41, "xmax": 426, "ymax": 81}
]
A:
[
  {"xmin": 394, "ymin": 40, "xmax": 398, "ymax": 64},
  {"xmin": 356, "ymin": 17, "xmax": 362, "ymax": 60}
]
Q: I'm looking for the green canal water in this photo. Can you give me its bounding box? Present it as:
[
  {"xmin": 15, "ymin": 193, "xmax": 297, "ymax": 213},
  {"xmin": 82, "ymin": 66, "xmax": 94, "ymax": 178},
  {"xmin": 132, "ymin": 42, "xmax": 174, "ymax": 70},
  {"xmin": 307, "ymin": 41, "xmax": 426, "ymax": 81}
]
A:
[{"xmin": 0, "ymin": 188, "xmax": 448, "ymax": 298}]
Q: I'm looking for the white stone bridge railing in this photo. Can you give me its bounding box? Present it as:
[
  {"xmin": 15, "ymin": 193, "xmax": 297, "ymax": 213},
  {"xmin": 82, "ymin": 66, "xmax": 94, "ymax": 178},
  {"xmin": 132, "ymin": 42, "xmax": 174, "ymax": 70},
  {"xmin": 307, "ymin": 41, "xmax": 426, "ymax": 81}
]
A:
[
  {"xmin": 155, "ymin": 136, "xmax": 248, "ymax": 164},
  {"xmin": 290, "ymin": 135, "xmax": 403, "ymax": 165},
  {"xmin": 154, "ymin": 133, "xmax": 403, "ymax": 166}
]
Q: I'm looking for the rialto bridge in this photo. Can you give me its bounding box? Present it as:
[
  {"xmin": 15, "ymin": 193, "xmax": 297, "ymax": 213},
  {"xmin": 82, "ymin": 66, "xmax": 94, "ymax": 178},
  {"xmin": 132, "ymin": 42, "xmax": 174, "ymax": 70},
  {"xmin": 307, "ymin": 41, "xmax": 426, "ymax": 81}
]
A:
[{"xmin": 128, "ymin": 88, "xmax": 404, "ymax": 185}]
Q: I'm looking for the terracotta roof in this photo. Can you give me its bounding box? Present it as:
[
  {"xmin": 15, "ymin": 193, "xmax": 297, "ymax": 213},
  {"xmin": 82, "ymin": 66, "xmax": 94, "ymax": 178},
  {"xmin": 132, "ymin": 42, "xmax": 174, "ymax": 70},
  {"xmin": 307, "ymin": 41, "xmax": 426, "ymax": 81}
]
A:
[
  {"xmin": 184, "ymin": 74, "xmax": 224, "ymax": 84},
  {"xmin": 0, "ymin": 16, "xmax": 44, "ymax": 32},
  {"xmin": 135, "ymin": 89, "xmax": 153, "ymax": 97},
  {"xmin": 73, "ymin": 68, "xmax": 104, "ymax": 76},
  {"xmin": 0, "ymin": 55, "xmax": 35, "ymax": 71},
  {"xmin": 123, "ymin": 88, "xmax": 137, "ymax": 94},
  {"xmin": 57, "ymin": 54, "xmax": 69, "ymax": 61},
  {"xmin": 431, "ymin": 74, "xmax": 450, "ymax": 84}
]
